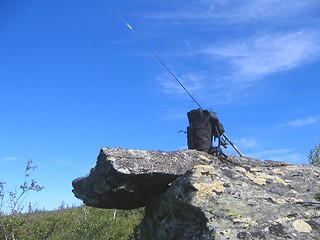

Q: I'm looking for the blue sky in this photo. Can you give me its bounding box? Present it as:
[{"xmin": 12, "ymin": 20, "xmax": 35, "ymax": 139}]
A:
[{"xmin": 1, "ymin": 0, "xmax": 320, "ymax": 211}]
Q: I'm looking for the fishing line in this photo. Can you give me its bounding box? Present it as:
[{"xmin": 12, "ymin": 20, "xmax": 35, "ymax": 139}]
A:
[
  {"xmin": 118, "ymin": 15, "xmax": 203, "ymax": 109},
  {"xmin": 118, "ymin": 15, "xmax": 243, "ymax": 157}
]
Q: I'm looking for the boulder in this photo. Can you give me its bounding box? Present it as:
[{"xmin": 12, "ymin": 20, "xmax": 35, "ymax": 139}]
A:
[
  {"xmin": 72, "ymin": 147, "xmax": 320, "ymax": 239},
  {"xmin": 72, "ymin": 147, "xmax": 214, "ymax": 209},
  {"xmin": 138, "ymin": 161, "xmax": 320, "ymax": 239}
]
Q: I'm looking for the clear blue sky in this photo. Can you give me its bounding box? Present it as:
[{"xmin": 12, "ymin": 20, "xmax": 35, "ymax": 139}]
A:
[{"xmin": 1, "ymin": 1, "xmax": 320, "ymax": 211}]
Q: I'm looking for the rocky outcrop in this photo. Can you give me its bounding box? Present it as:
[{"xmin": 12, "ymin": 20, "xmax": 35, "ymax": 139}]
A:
[
  {"xmin": 139, "ymin": 161, "xmax": 320, "ymax": 239},
  {"xmin": 72, "ymin": 147, "xmax": 320, "ymax": 239},
  {"xmin": 72, "ymin": 147, "xmax": 214, "ymax": 209}
]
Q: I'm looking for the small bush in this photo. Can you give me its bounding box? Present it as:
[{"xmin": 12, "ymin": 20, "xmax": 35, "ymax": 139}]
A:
[
  {"xmin": 308, "ymin": 144, "xmax": 320, "ymax": 165},
  {"xmin": 0, "ymin": 159, "xmax": 145, "ymax": 239},
  {"xmin": 0, "ymin": 159, "xmax": 44, "ymax": 239}
]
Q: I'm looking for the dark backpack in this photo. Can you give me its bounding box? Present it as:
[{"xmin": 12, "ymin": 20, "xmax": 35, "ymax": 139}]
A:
[{"xmin": 187, "ymin": 109, "xmax": 225, "ymax": 153}]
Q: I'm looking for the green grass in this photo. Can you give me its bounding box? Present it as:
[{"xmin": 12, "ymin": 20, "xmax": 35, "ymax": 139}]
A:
[{"xmin": 1, "ymin": 206, "xmax": 144, "ymax": 240}]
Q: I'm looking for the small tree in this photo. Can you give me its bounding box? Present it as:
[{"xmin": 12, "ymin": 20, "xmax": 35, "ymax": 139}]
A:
[
  {"xmin": 0, "ymin": 159, "xmax": 44, "ymax": 240},
  {"xmin": 308, "ymin": 143, "xmax": 320, "ymax": 165}
]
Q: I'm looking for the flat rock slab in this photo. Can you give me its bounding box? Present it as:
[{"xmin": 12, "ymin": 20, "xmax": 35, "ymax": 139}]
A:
[
  {"xmin": 72, "ymin": 147, "xmax": 320, "ymax": 239},
  {"xmin": 139, "ymin": 163, "xmax": 320, "ymax": 239},
  {"xmin": 72, "ymin": 147, "xmax": 214, "ymax": 209}
]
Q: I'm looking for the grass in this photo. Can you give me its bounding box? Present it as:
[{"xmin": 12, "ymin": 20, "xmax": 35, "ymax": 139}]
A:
[{"xmin": 1, "ymin": 206, "xmax": 144, "ymax": 240}]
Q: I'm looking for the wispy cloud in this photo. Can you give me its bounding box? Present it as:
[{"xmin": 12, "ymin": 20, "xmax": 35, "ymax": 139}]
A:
[
  {"xmin": 198, "ymin": 30, "xmax": 320, "ymax": 104},
  {"xmin": 202, "ymin": 31, "xmax": 320, "ymax": 79},
  {"xmin": 156, "ymin": 71, "xmax": 206, "ymax": 95},
  {"xmin": 161, "ymin": 109, "xmax": 187, "ymax": 122},
  {"xmin": 146, "ymin": 0, "xmax": 320, "ymax": 25},
  {"xmin": 2, "ymin": 157, "xmax": 18, "ymax": 161},
  {"xmin": 249, "ymin": 148, "xmax": 306, "ymax": 164},
  {"xmin": 213, "ymin": 0, "xmax": 320, "ymax": 24},
  {"xmin": 55, "ymin": 159, "xmax": 82, "ymax": 168},
  {"xmin": 235, "ymin": 137, "xmax": 259, "ymax": 149},
  {"xmin": 282, "ymin": 116, "xmax": 320, "ymax": 127},
  {"xmin": 145, "ymin": 1, "xmax": 320, "ymax": 103}
]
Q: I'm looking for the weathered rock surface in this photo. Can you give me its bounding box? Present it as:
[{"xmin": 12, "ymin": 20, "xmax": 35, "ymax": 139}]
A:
[
  {"xmin": 72, "ymin": 147, "xmax": 320, "ymax": 239},
  {"xmin": 139, "ymin": 162, "xmax": 320, "ymax": 239},
  {"xmin": 72, "ymin": 147, "xmax": 214, "ymax": 209}
]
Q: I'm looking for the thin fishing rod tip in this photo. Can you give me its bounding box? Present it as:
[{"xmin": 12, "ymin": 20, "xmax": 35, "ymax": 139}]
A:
[{"xmin": 126, "ymin": 23, "xmax": 133, "ymax": 30}]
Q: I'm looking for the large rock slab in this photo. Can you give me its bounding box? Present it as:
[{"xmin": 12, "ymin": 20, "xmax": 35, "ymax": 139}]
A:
[
  {"xmin": 72, "ymin": 147, "xmax": 214, "ymax": 209},
  {"xmin": 138, "ymin": 162, "xmax": 320, "ymax": 239},
  {"xmin": 72, "ymin": 147, "xmax": 320, "ymax": 239}
]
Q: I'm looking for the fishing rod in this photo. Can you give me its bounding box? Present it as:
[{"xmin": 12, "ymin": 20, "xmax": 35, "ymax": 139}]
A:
[
  {"xmin": 118, "ymin": 15, "xmax": 243, "ymax": 157},
  {"xmin": 118, "ymin": 15, "xmax": 203, "ymax": 109}
]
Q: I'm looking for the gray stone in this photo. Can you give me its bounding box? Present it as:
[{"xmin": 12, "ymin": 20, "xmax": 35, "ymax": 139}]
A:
[
  {"xmin": 72, "ymin": 147, "xmax": 320, "ymax": 239},
  {"xmin": 139, "ymin": 160, "xmax": 320, "ymax": 239},
  {"xmin": 72, "ymin": 147, "xmax": 214, "ymax": 209}
]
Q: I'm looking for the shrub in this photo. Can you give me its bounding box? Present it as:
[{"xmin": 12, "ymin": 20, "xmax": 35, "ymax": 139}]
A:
[
  {"xmin": 0, "ymin": 159, "xmax": 44, "ymax": 239},
  {"xmin": 308, "ymin": 143, "xmax": 320, "ymax": 165},
  {"xmin": 0, "ymin": 159, "xmax": 144, "ymax": 239}
]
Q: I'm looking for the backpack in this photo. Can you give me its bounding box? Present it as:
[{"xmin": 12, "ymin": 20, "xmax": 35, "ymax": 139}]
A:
[{"xmin": 187, "ymin": 109, "xmax": 225, "ymax": 153}]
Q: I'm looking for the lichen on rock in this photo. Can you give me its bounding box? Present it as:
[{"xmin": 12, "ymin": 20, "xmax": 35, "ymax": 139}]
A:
[{"xmin": 72, "ymin": 147, "xmax": 320, "ymax": 239}]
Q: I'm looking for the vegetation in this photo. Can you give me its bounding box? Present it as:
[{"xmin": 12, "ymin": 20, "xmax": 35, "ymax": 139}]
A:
[
  {"xmin": 1, "ymin": 206, "xmax": 144, "ymax": 240},
  {"xmin": 0, "ymin": 159, "xmax": 44, "ymax": 239},
  {"xmin": 0, "ymin": 159, "xmax": 144, "ymax": 239},
  {"xmin": 308, "ymin": 143, "xmax": 320, "ymax": 165},
  {"xmin": 315, "ymin": 193, "xmax": 320, "ymax": 202}
]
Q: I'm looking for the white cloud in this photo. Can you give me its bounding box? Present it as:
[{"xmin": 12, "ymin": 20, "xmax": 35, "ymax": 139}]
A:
[
  {"xmin": 202, "ymin": 31, "xmax": 320, "ymax": 79},
  {"xmin": 156, "ymin": 71, "xmax": 206, "ymax": 95},
  {"xmin": 223, "ymin": 0, "xmax": 320, "ymax": 23},
  {"xmin": 2, "ymin": 157, "xmax": 18, "ymax": 161},
  {"xmin": 284, "ymin": 116, "xmax": 320, "ymax": 127},
  {"xmin": 249, "ymin": 148, "xmax": 307, "ymax": 164},
  {"xmin": 147, "ymin": 0, "xmax": 320, "ymax": 25},
  {"xmin": 146, "ymin": 0, "xmax": 320, "ymax": 104},
  {"xmin": 162, "ymin": 109, "xmax": 186, "ymax": 122},
  {"xmin": 195, "ymin": 30, "xmax": 320, "ymax": 104},
  {"xmin": 236, "ymin": 137, "xmax": 258, "ymax": 149}
]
